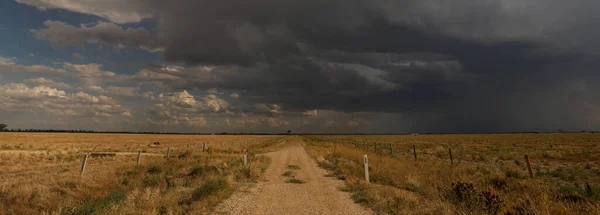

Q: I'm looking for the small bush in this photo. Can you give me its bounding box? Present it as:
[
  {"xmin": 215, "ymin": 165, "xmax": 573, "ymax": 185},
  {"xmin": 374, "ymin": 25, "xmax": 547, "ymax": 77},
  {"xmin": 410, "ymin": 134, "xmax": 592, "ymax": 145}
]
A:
[
  {"xmin": 479, "ymin": 191, "xmax": 504, "ymax": 215},
  {"xmin": 450, "ymin": 182, "xmax": 476, "ymax": 204},
  {"xmin": 142, "ymin": 175, "xmax": 162, "ymax": 187},
  {"xmin": 147, "ymin": 166, "xmax": 162, "ymax": 174},
  {"xmin": 189, "ymin": 165, "xmax": 204, "ymax": 176},
  {"xmin": 73, "ymin": 189, "xmax": 126, "ymax": 215},
  {"xmin": 191, "ymin": 179, "xmax": 228, "ymax": 201},
  {"xmin": 178, "ymin": 151, "xmax": 191, "ymax": 159},
  {"xmin": 504, "ymin": 169, "xmax": 525, "ymax": 179},
  {"xmin": 282, "ymin": 171, "xmax": 296, "ymax": 177},
  {"xmin": 285, "ymin": 178, "xmax": 306, "ymax": 184},
  {"xmin": 489, "ymin": 176, "xmax": 508, "ymax": 191},
  {"xmin": 287, "ymin": 165, "xmax": 301, "ymax": 170}
]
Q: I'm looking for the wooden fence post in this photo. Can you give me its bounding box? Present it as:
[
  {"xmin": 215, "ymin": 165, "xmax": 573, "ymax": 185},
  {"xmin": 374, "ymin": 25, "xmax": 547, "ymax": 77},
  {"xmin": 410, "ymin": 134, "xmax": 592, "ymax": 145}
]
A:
[
  {"xmin": 80, "ymin": 154, "xmax": 89, "ymax": 175},
  {"xmin": 243, "ymin": 149, "xmax": 248, "ymax": 167},
  {"xmin": 203, "ymin": 142, "xmax": 207, "ymax": 152},
  {"xmin": 389, "ymin": 143, "xmax": 393, "ymax": 155},
  {"xmin": 524, "ymin": 155, "xmax": 534, "ymax": 178},
  {"xmin": 413, "ymin": 145, "xmax": 417, "ymax": 161},
  {"xmin": 136, "ymin": 150, "xmax": 141, "ymax": 164},
  {"xmin": 166, "ymin": 147, "xmax": 171, "ymax": 158},
  {"xmin": 332, "ymin": 145, "xmax": 337, "ymax": 158},
  {"xmin": 363, "ymin": 155, "xmax": 370, "ymax": 183},
  {"xmin": 449, "ymin": 148, "xmax": 453, "ymax": 165}
]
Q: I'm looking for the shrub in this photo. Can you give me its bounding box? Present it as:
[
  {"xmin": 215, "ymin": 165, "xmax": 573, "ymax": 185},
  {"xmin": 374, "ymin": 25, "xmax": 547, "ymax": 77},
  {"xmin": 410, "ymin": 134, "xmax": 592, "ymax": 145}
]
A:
[
  {"xmin": 504, "ymin": 169, "xmax": 525, "ymax": 179},
  {"xmin": 489, "ymin": 176, "xmax": 508, "ymax": 191},
  {"xmin": 73, "ymin": 189, "xmax": 126, "ymax": 215},
  {"xmin": 189, "ymin": 165, "xmax": 204, "ymax": 176},
  {"xmin": 282, "ymin": 171, "xmax": 296, "ymax": 177},
  {"xmin": 142, "ymin": 175, "xmax": 162, "ymax": 187},
  {"xmin": 178, "ymin": 151, "xmax": 191, "ymax": 159},
  {"xmin": 285, "ymin": 178, "xmax": 306, "ymax": 184},
  {"xmin": 479, "ymin": 191, "xmax": 504, "ymax": 215},
  {"xmin": 147, "ymin": 166, "xmax": 162, "ymax": 174},
  {"xmin": 449, "ymin": 182, "xmax": 476, "ymax": 205},
  {"xmin": 191, "ymin": 179, "xmax": 228, "ymax": 201}
]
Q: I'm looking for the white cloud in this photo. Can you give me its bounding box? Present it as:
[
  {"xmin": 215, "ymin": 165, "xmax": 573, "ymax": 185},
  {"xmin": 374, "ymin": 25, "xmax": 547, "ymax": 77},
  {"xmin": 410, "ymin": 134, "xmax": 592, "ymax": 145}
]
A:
[
  {"xmin": 104, "ymin": 86, "xmax": 140, "ymax": 97},
  {"xmin": 302, "ymin": 109, "xmax": 318, "ymax": 116},
  {"xmin": 24, "ymin": 77, "xmax": 73, "ymax": 89},
  {"xmin": 31, "ymin": 21, "xmax": 165, "ymax": 51},
  {"xmin": 184, "ymin": 117, "xmax": 207, "ymax": 127},
  {"xmin": 268, "ymin": 117, "xmax": 290, "ymax": 127},
  {"xmin": 16, "ymin": 0, "xmax": 151, "ymax": 23},
  {"xmin": 0, "ymin": 83, "xmax": 128, "ymax": 117},
  {"xmin": 202, "ymin": 94, "xmax": 229, "ymax": 112},
  {"xmin": 85, "ymin": 85, "xmax": 104, "ymax": 93},
  {"xmin": 0, "ymin": 57, "xmax": 70, "ymax": 76},
  {"xmin": 251, "ymin": 103, "xmax": 283, "ymax": 115},
  {"xmin": 159, "ymin": 90, "xmax": 198, "ymax": 109}
]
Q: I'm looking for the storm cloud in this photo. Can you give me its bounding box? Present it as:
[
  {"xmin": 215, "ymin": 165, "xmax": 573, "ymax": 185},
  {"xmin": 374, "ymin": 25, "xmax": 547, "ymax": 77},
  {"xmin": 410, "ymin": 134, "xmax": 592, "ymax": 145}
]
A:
[{"xmin": 21, "ymin": 0, "xmax": 600, "ymax": 132}]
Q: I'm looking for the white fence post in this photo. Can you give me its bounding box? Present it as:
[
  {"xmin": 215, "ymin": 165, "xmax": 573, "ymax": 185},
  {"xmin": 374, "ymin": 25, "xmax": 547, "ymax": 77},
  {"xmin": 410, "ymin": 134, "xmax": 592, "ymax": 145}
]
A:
[
  {"xmin": 243, "ymin": 149, "xmax": 248, "ymax": 167},
  {"xmin": 363, "ymin": 155, "xmax": 369, "ymax": 183},
  {"xmin": 80, "ymin": 154, "xmax": 89, "ymax": 175},
  {"xmin": 203, "ymin": 142, "xmax": 207, "ymax": 152},
  {"xmin": 166, "ymin": 147, "xmax": 171, "ymax": 158}
]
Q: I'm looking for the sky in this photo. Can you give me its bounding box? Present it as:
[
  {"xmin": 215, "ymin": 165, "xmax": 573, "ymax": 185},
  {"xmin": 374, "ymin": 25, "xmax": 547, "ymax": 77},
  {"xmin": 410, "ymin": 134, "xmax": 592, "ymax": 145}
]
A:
[{"xmin": 1, "ymin": 0, "xmax": 600, "ymax": 133}]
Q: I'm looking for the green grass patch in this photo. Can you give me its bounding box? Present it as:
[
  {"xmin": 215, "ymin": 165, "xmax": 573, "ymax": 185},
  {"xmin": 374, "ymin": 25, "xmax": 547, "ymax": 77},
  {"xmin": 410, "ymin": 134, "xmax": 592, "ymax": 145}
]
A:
[
  {"xmin": 285, "ymin": 178, "xmax": 306, "ymax": 184},
  {"xmin": 142, "ymin": 175, "xmax": 162, "ymax": 187},
  {"xmin": 191, "ymin": 179, "xmax": 228, "ymax": 201},
  {"xmin": 189, "ymin": 165, "xmax": 204, "ymax": 176},
  {"xmin": 147, "ymin": 166, "xmax": 162, "ymax": 174},
  {"xmin": 72, "ymin": 189, "xmax": 126, "ymax": 215},
  {"xmin": 282, "ymin": 171, "xmax": 296, "ymax": 177}
]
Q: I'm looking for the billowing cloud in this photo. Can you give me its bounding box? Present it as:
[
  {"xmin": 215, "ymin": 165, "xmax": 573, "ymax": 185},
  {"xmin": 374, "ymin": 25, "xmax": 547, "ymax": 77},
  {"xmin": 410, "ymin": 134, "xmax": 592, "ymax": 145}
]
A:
[
  {"xmin": 32, "ymin": 21, "xmax": 165, "ymax": 52},
  {"xmin": 24, "ymin": 77, "xmax": 73, "ymax": 89},
  {"xmin": 104, "ymin": 86, "xmax": 140, "ymax": 97},
  {"xmin": 16, "ymin": 0, "xmax": 151, "ymax": 23},
  {"xmin": 13, "ymin": 0, "xmax": 600, "ymax": 132},
  {"xmin": 0, "ymin": 83, "xmax": 128, "ymax": 118}
]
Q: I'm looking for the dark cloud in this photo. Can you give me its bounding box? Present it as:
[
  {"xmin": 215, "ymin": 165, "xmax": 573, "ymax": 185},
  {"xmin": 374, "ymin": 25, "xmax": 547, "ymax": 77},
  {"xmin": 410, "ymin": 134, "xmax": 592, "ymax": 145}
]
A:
[{"xmin": 24, "ymin": 0, "xmax": 600, "ymax": 132}]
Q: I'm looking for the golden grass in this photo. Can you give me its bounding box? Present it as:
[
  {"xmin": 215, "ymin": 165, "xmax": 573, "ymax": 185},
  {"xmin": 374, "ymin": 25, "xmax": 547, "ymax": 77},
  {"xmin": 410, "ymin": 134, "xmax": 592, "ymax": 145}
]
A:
[
  {"xmin": 303, "ymin": 134, "xmax": 600, "ymax": 215},
  {"xmin": 0, "ymin": 132, "xmax": 285, "ymax": 214}
]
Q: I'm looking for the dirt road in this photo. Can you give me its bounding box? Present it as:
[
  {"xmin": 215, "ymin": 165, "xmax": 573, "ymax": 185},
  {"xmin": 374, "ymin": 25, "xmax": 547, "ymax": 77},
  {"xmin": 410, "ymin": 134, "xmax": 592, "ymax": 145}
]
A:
[{"xmin": 216, "ymin": 138, "xmax": 371, "ymax": 215}]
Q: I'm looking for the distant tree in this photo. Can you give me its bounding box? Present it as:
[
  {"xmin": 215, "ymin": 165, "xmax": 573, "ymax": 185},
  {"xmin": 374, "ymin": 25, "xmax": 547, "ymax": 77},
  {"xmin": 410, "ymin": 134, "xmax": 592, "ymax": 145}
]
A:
[
  {"xmin": 0, "ymin": 124, "xmax": 7, "ymax": 131},
  {"xmin": 287, "ymin": 130, "xmax": 291, "ymax": 135}
]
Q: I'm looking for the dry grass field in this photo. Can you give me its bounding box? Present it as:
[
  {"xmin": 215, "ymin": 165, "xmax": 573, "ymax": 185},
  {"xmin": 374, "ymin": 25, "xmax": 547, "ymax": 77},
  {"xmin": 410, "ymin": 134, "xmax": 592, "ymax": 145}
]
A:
[
  {"xmin": 302, "ymin": 133, "xmax": 600, "ymax": 214},
  {"xmin": 3, "ymin": 132, "xmax": 599, "ymax": 214},
  {"xmin": 0, "ymin": 132, "xmax": 285, "ymax": 214}
]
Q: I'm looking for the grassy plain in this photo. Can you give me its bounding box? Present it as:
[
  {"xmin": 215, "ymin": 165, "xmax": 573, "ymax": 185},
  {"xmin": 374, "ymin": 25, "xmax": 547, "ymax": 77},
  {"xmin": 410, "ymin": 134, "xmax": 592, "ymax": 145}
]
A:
[
  {"xmin": 0, "ymin": 132, "xmax": 284, "ymax": 214},
  {"xmin": 302, "ymin": 133, "xmax": 600, "ymax": 214}
]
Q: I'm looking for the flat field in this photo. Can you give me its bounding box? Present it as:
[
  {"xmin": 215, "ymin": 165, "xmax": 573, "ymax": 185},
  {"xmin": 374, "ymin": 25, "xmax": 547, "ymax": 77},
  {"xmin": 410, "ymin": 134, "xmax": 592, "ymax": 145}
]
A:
[
  {"xmin": 2, "ymin": 132, "xmax": 599, "ymax": 214},
  {"xmin": 0, "ymin": 132, "xmax": 284, "ymax": 214},
  {"xmin": 302, "ymin": 133, "xmax": 600, "ymax": 214}
]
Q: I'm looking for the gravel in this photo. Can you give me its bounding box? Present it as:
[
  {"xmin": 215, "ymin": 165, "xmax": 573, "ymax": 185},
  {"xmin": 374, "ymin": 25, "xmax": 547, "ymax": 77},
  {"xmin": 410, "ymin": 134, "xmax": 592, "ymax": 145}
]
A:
[{"xmin": 216, "ymin": 138, "xmax": 372, "ymax": 215}]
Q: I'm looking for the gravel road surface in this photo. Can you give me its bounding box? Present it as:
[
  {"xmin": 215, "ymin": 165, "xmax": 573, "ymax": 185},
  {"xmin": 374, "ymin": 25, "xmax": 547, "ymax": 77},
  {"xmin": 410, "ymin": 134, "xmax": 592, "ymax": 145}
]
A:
[{"xmin": 216, "ymin": 138, "xmax": 371, "ymax": 215}]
